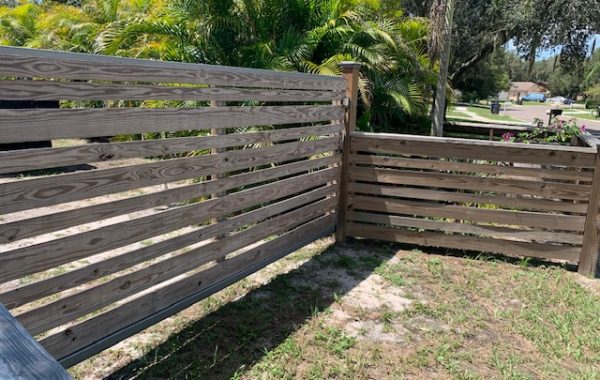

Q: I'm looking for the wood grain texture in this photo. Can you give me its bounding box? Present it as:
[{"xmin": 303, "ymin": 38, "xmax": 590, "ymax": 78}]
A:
[
  {"xmin": 18, "ymin": 197, "xmax": 336, "ymax": 335},
  {"xmin": 351, "ymin": 132, "xmax": 597, "ymax": 168},
  {"xmin": 347, "ymin": 223, "xmax": 580, "ymax": 262},
  {"xmin": 40, "ymin": 214, "xmax": 335, "ymax": 360},
  {"xmin": 0, "ymin": 80, "xmax": 345, "ymax": 102},
  {"xmin": 0, "ymin": 106, "xmax": 344, "ymax": 143},
  {"xmin": 347, "ymin": 182, "xmax": 589, "ymax": 214},
  {"xmin": 349, "ymin": 195, "xmax": 586, "ymax": 232},
  {"xmin": 348, "ymin": 211, "xmax": 583, "ymax": 245},
  {"xmin": 0, "ymin": 124, "xmax": 342, "ymax": 175},
  {"xmin": 0, "ymin": 168, "xmax": 340, "ymax": 283},
  {"xmin": 349, "ymin": 166, "xmax": 591, "ymax": 201},
  {"xmin": 349, "ymin": 154, "xmax": 593, "ymax": 182},
  {"xmin": 579, "ymin": 146, "xmax": 600, "ymax": 276},
  {"xmin": 0, "ymin": 303, "xmax": 72, "ymax": 380},
  {"xmin": 0, "ymin": 138, "xmax": 340, "ymax": 215},
  {"xmin": 0, "ymin": 155, "xmax": 339, "ymax": 245},
  {"xmin": 0, "ymin": 184, "xmax": 337, "ymax": 310},
  {"xmin": 0, "ymin": 46, "xmax": 346, "ymax": 91}
]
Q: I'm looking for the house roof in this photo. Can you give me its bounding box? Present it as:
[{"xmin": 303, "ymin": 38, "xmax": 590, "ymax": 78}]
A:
[{"xmin": 509, "ymin": 82, "xmax": 548, "ymax": 93}]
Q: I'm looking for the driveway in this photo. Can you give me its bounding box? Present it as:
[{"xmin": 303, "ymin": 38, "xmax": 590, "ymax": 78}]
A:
[{"xmin": 502, "ymin": 104, "xmax": 600, "ymax": 131}]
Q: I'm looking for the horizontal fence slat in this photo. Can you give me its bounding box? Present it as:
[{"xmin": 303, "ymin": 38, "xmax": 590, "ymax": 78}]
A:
[
  {"xmin": 348, "ymin": 182, "xmax": 589, "ymax": 214},
  {"xmin": 349, "ymin": 166, "xmax": 591, "ymax": 201},
  {"xmin": 349, "ymin": 195, "xmax": 586, "ymax": 232},
  {"xmin": 0, "ymin": 46, "xmax": 346, "ymax": 91},
  {"xmin": 0, "ymin": 184, "xmax": 337, "ymax": 310},
  {"xmin": 347, "ymin": 223, "xmax": 580, "ymax": 262},
  {"xmin": 0, "ymin": 138, "xmax": 340, "ymax": 215},
  {"xmin": 40, "ymin": 213, "xmax": 336, "ymax": 361},
  {"xmin": 348, "ymin": 211, "xmax": 583, "ymax": 245},
  {"xmin": 351, "ymin": 133, "xmax": 597, "ymax": 168},
  {"xmin": 0, "ymin": 124, "xmax": 342, "ymax": 175},
  {"xmin": 349, "ymin": 154, "xmax": 594, "ymax": 182},
  {"xmin": 0, "ymin": 155, "xmax": 339, "ymax": 245},
  {"xmin": 0, "ymin": 167, "xmax": 340, "ymax": 283},
  {"xmin": 18, "ymin": 196, "xmax": 336, "ymax": 336},
  {"xmin": 0, "ymin": 105, "xmax": 344, "ymax": 143},
  {"xmin": 0, "ymin": 80, "xmax": 345, "ymax": 102}
]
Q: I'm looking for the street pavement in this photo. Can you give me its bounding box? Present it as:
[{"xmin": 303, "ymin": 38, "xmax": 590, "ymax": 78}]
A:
[{"xmin": 501, "ymin": 104, "xmax": 600, "ymax": 131}]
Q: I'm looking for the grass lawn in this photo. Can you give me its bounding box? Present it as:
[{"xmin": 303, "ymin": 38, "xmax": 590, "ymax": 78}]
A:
[
  {"xmin": 448, "ymin": 105, "xmax": 523, "ymax": 123},
  {"xmin": 561, "ymin": 109, "xmax": 600, "ymax": 122},
  {"xmin": 71, "ymin": 239, "xmax": 600, "ymax": 380}
]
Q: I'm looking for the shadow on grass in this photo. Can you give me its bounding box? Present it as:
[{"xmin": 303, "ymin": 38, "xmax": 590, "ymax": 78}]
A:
[{"xmin": 106, "ymin": 240, "xmax": 396, "ymax": 380}]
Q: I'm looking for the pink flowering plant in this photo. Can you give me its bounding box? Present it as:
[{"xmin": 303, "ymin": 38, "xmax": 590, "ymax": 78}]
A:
[{"xmin": 513, "ymin": 118, "xmax": 585, "ymax": 144}]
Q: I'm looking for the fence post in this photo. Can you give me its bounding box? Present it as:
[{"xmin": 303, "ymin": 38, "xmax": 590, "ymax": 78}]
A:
[
  {"xmin": 579, "ymin": 145, "xmax": 600, "ymax": 277},
  {"xmin": 336, "ymin": 62, "xmax": 361, "ymax": 242}
]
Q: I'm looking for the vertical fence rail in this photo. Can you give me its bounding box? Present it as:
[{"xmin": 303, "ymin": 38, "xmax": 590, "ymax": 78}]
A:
[
  {"xmin": 336, "ymin": 62, "xmax": 360, "ymax": 242},
  {"xmin": 579, "ymin": 146, "xmax": 600, "ymax": 277}
]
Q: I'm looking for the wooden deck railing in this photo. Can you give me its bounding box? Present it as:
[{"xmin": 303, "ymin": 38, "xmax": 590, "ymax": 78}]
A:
[{"xmin": 0, "ymin": 46, "xmax": 599, "ymax": 374}]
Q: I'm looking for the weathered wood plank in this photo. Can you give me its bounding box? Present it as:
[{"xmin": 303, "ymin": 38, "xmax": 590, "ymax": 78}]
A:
[
  {"xmin": 0, "ymin": 138, "xmax": 340, "ymax": 215},
  {"xmin": 0, "ymin": 46, "xmax": 346, "ymax": 91},
  {"xmin": 0, "ymin": 155, "xmax": 340, "ymax": 245},
  {"xmin": 0, "ymin": 184, "xmax": 337, "ymax": 310},
  {"xmin": 0, "ymin": 80, "xmax": 345, "ymax": 102},
  {"xmin": 349, "ymin": 195, "xmax": 586, "ymax": 232},
  {"xmin": 18, "ymin": 197, "xmax": 336, "ymax": 335},
  {"xmin": 347, "ymin": 182, "xmax": 589, "ymax": 214},
  {"xmin": 0, "ymin": 106, "xmax": 344, "ymax": 143},
  {"xmin": 0, "ymin": 303, "xmax": 72, "ymax": 379},
  {"xmin": 579, "ymin": 146, "xmax": 600, "ymax": 276},
  {"xmin": 0, "ymin": 168, "xmax": 340, "ymax": 283},
  {"xmin": 349, "ymin": 154, "xmax": 594, "ymax": 182},
  {"xmin": 351, "ymin": 133, "xmax": 597, "ymax": 168},
  {"xmin": 349, "ymin": 166, "xmax": 591, "ymax": 201},
  {"xmin": 0, "ymin": 123, "xmax": 342, "ymax": 175},
  {"xmin": 348, "ymin": 211, "xmax": 583, "ymax": 245},
  {"xmin": 40, "ymin": 213, "xmax": 335, "ymax": 360},
  {"xmin": 347, "ymin": 223, "xmax": 580, "ymax": 262}
]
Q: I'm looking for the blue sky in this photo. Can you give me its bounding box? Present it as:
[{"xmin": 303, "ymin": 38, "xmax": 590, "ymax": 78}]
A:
[{"xmin": 506, "ymin": 34, "xmax": 600, "ymax": 59}]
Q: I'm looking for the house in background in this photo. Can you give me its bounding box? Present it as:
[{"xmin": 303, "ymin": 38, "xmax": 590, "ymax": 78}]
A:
[{"xmin": 499, "ymin": 82, "xmax": 549, "ymax": 102}]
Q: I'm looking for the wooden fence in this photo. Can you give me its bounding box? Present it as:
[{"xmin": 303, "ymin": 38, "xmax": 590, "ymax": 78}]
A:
[
  {"xmin": 1, "ymin": 46, "xmax": 599, "ymax": 373},
  {"xmin": 344, "ymin": 132, "xmax": 600, "ymax": 275},
  {"xmin": 0, "ymin": 46, "xmax": 347, "ymax": 367}
]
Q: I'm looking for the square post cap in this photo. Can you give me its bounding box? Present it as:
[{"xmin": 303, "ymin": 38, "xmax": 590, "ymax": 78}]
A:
[{"xmin": 338, "ymin": 62, "xmax": 361, "ymax": 72}]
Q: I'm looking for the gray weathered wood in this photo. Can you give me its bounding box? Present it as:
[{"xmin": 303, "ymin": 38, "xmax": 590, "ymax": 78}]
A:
[
  {"xmin": 18, "ymin": 197, "xmax": 336, "ymax": 335},
  {"xmin": 349, "ymin": 195, "xmax": 586, "ymax": 232},
  {"xmin": 0, "ymin": 46, "xmax": 346, "ymax": 91},
  {"xmin": 348, "ymin": 182, "xmax": 588, "ymax": 214},
  {"xmin": 348, "ymin": 211, "xmax": 583, "ymax": 245},
  {"xmin": 349, "ymin": 154, "xmax": 594, "ymax": 182},
  {"xmin": 351, "ymin": 132, "xmax": 597, "ymax": 168},
  {"xmin": 0, "ymin": 168, "xmax": 340, "ymax": 283},
  {"xmin": 349, "ymin": 166, "xmax": 591, "ymax": 201},
  {"xmin": 0, "ymin": 124, "xmax": 342, "ymax": 175},
  {"xmin": 0, "ymin": 155, "xmax": 340, "ymax": 245},
  {"xmin": 0, "ymin": 138, "xmax": 340, "ymax": 215},
  {"xmin": 40, "ymin": 214, "xmax": 335, "ymax": 361},
  {"xmin": 347, "ymin": 223, "xmax": 580, "ymax": 262},
  {"xmin": 0, "ymin": 80, "xmax": 345, "ymax": 102},
  {"xmin": 579, "ymin": 146, "xmax": 600, "ymax": 276},
  {"xmin": 0, "ymin": 303, "xmax": 72, "ymax": 380},
  {"xmin": 0, "ymin": 184, "xmax": 338, "ymax": 310},
  {"xmin": 0, "ymin": 106, "xmax": 344, "ymax": 143}
]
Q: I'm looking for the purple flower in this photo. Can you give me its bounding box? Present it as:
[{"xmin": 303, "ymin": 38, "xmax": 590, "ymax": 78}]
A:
[
  {"xmin": 581, "ymin": 125, "xmax": 587, "ymax": 132},
  {"xmin": 502, "ymin": 132, "xmax": 514, "ymax": 142}
]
